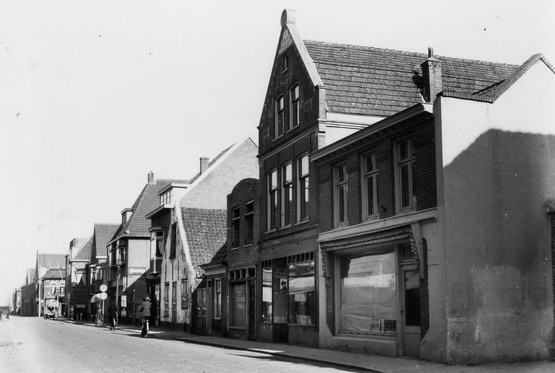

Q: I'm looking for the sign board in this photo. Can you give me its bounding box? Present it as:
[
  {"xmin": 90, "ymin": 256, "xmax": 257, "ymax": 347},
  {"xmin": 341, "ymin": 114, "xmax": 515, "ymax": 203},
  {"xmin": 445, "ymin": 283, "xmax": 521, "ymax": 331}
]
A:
[
  {"xmin": 128, "ymin": 267, "xmax": 146, "ymax": 275},
  {"xmin": 99, "ymin": 284, "xmax": 107, "ymax": 292},
  {"xmin": 99, "ymin": 293, "xmax": 108, "ymax": 300}
]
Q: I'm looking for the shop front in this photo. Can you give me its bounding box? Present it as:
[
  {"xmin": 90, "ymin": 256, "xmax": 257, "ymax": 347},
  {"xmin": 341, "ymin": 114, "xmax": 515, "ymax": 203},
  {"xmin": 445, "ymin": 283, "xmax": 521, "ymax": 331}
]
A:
[
  {"xmin": 259, "ymin": 251, "xmax": 318, "ymax": 347},
  {"xmin": 319, "ymin": 226, "xmax": 425, "ymax": 358}
]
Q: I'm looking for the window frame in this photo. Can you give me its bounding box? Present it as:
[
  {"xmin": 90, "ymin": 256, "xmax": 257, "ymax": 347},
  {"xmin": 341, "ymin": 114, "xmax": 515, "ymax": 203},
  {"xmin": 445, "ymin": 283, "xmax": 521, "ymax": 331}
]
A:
[
  {"xmin": 169, "ymin": 223, "xmax": 177, "ymax": 259},
  {"xmin": 244, "ymin": 200, "xmax": 254, "ymax": 245},
  {"xmin": 297, "ymin": 154, "xmax": 309, "ymax": 222},
  {"xmin": 361, "ymin": 152, "xmax": 378, "ymax": 220},
  {"xmin": 274, "ymin": 95, "xmax": 285, "ymax": 139},
  {"xmin": 395, "ymin": 138, "xmax": 416, "ymax": 212},
  {"xmin": 289, "ymin": 84, "xmax": 300, "ymax": 130},
  {"xmin": 281, "ymin": 162, "xmax": 293, "ymax": 227},
  {"xmin": 267, "ymin": 169, "xmax": 278, "ymax": 231},
  {"xmin": 231, "ymin": 206, "xmax": 240, "ymax": 248},
  {"xmin": 334, "ymin": 163, "xmax": 348, "ymax": 227},
  {"xmin": 213, "ymin": 278, "xmax": 222, "ymax": 319}
]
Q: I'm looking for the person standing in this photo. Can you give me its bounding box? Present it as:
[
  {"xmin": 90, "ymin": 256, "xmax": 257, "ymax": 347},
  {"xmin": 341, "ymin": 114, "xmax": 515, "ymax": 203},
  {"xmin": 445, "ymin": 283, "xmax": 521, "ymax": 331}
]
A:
[
  {"xmin": 108, "ymin": 301, "xmax": 118, "ymax": 331},
  {"xmin": 139, "ymin": 296, "xmax": 151, "ymax": 338}
]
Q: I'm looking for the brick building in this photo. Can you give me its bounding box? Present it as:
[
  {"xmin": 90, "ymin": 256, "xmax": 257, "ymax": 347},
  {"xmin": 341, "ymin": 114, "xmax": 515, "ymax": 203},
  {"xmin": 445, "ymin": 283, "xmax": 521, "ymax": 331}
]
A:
[
  {"xmin": 149, "ymin": 138, "xmax": 258, "ymax": 332},
  {"xmin": 257, "ymin": 9, "xmax": 555, "ymax": 364},
  {"xmin": 224, "ymin": 178, "xmax": 259, "ymax": 340}
]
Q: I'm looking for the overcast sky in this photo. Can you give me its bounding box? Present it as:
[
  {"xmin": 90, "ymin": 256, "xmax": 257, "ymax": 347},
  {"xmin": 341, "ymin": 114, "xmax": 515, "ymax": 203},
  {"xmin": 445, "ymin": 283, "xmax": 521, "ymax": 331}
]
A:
[{"xmin": 1, "ymin": 0, "xmax": 553, "ymax": 306}]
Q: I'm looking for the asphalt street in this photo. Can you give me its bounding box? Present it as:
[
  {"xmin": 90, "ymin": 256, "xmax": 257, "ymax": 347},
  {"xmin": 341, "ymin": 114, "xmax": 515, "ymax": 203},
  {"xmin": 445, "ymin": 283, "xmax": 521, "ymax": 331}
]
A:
[{"xmin": 0, "ymin": 317, "xmax": 360, "ymax": 373}]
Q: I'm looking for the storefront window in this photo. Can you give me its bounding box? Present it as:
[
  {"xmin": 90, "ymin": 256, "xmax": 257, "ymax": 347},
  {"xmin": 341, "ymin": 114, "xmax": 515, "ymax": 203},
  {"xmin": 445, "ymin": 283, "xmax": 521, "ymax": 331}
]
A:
[
  {"xmin": 261, "ymin": 268, "xmax": 272, "ymax": 323},
  {"xmin": 339, "ymin": 251, "xmax": 397, "ymax": 334},
  {"xmin": 288, "ymin": 261, "xmax": 315, "ymax": 324},
  {"xmin": 230, "ymin": 283, "xmax": 246, "ymax": 328}
]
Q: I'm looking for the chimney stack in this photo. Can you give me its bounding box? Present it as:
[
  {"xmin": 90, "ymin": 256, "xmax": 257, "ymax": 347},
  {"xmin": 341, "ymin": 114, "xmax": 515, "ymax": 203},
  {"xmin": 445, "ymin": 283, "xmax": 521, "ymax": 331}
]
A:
[
  {"xmin": 147, "ymin": 171, "xmax": 155, "ymax": 185},
  {"xmin": 421, "ymin": 47, "xmax": 443, "ymax": 103},
  {"xmin": 200, "ymin": 157, "xmax": 209, "ymax": 175}
]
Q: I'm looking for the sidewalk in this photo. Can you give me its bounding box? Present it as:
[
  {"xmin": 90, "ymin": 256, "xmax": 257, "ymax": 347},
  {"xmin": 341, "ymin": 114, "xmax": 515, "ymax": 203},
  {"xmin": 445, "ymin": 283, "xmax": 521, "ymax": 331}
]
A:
[{"xmin": 56, "ymin": 318, "xmax": 554, "ymax": 373}]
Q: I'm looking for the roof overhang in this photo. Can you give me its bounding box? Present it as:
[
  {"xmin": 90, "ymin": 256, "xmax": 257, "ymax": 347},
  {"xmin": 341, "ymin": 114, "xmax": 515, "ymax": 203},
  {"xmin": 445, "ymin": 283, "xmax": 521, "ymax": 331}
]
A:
[{"xmin": 311, "ymin": 103, "xmax": 433, "ymax": 163}]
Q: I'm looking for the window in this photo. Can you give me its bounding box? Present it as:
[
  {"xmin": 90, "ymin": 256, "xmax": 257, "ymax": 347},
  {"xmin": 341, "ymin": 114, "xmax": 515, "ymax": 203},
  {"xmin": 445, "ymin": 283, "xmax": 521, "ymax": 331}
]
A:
[
  {"xmin": 169, "ymin": 223, "xmax": 177, "ymax": 259},
  {"xmin": 163, "ymin": 283, "xmax": 169, "ymax": 317},
  {"xmin": 395, "ymin": 139, "xmax": 416, "ymax": 211},
  {"xmin": 244, "ymin": 201, "xmax": 254, "ymax": 245},
  {"xmin": 289, "ymin": 84, "xmax": 300, "ymax": 129},
  {"xmin": 334, "ymin": 164, "xmax": 348, "ymax": 226},
  {"xmin": 150, "ymin": 230, "xmax": 164, "ymax": 273},
  {"xmin": 361, "ymin": 153, "xmax": 378, "ymax": 220},
  {"xmin": 297, "ymin": 155, "xmax": 309, "ymax": 221},
  {"xmin": 117, "ymin": 245, "xmax": 126, "ymax": 264},
  {"xmin": 214, "ymin": 279, "xmax": 222, "ymax": 319},
  {"xmin": 181, "ymin": 279, "xmax": 189, "ymax": 309},
  {"xmin": 261, "ymin": 265, "xmax": 272, "ymax": 323},
  {"xmin": 288, "ymin": 256, "xmax": 315, "ymax": 325},
  {"xmin": 283, "ymin": 53, "xmax": 289, "ymax": 71},
  {"xmin": 230, "ymin": 283, "xmax": 246, "ymax": 327},
  {"xmin": 339, "ymin": 250, "xmax": 397, "ymax": 335},
  {"xmin": 275, "ymin": 96, "xmax": 285, "ymax": 138},
  {"xmin": 231, "ymin": 207, "xmax": 240, "ymax": 248},
  {"xmin": 160, "ymin": 191, "xmax": 171, "ymax": 206},
  {"xmin": 281, "ymin": 162, "xmax": 293, "ymax": 227},
  {"xmin": 267, "ymin": 169, "xmax": 278, "ymax": 231}
]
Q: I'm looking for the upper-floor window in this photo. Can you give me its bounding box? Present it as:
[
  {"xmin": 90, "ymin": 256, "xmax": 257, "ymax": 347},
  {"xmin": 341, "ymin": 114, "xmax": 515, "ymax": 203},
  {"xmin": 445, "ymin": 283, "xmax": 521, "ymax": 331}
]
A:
[
  {"xmin": 267, "ymin": 169, "xmax": 278, "ymax": 231},
  {"xmin": 169, "ymin": 223, "xmax": 177, "ymax": 259},
  {"xmin": 275, "ymin": 96, "xmax": 285, "ymax": 138},
  {"xmin": 297, "ymin": 155, "xmax": 309, "ymax": 222},
  {"xmin": 361, "ymin": 153, "xmax": 378, "ymax": 220},
  {"xmin": 160, "ymin": 191, "xmax": 172, "ymax": 206},
  {"xmin": 282, "ymin": 53, "xmax": 289, "ymax": 71},
  {"xmin": 244, "ymin": 201, "xmax": 254, "ymax": 245},
  {"xmin": 395, "ymin": 139, "xmax": 416, "ymax": 211},
  {"xmin": 334, "ymin": 163, "xmax": 348, "ymax": 227},
  {"xmin": 289, "ymin": 84, "xmax": 300, "ymax": 129},
  {"xmin": 281, "ymin": 162, "xmax": 293, "ymax": 227},
  {"xmin": 231, "ymin": 207, "xmax": 240, "ymax": 248}
]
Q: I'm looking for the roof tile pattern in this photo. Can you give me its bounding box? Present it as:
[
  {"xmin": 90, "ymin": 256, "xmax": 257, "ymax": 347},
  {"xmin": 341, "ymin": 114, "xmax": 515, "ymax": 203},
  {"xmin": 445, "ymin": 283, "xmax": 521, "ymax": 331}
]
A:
[
  {"xmin": 303, "ymin": 40, "xmax": 518, "ymax": 115},
  {"xmin": 74, "ymin": 236, "xmax": 94, "ymax": 261},
  {"xmin": 93, "ymin": 223, "xmax": 119, "ymax": 261},
  {"xmin": 113, "ymin": 179, "xmax": 184, "ymax": 240},
  {"xmin": 181, "ymin": 208, "xmax": 227, "ymax": 273},
  {"xmin": 37, "ymin": 254, "xmax": 66, "ymax": 269}
]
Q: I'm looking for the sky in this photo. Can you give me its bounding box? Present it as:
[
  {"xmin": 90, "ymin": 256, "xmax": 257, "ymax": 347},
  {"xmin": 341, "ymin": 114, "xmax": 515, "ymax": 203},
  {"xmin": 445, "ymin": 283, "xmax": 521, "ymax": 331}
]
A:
[{"xmin": 0, "ymin": 0, "xmax": 553, "ymax": 306}]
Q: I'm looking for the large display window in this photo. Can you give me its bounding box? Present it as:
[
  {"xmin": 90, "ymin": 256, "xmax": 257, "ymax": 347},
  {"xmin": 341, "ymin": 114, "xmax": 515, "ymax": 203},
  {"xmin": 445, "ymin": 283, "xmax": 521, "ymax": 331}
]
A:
[
  {"xmin": 288, "ymin": 260, "xmax": 315, "ymax": 324},
  {"xmin": 230, "ymin": 283, "xmax": 246, "ymax": 328},
  {"xmin": 339, "ymin": 251, "xmax": 397, "ymax": 334}
]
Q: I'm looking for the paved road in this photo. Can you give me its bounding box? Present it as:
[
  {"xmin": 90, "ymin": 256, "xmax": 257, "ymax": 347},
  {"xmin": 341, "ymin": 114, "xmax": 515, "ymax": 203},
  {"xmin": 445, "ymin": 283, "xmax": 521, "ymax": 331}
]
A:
[{"xmin": 0, "ymin": 317, "xmax": 361, "ymax": 373}]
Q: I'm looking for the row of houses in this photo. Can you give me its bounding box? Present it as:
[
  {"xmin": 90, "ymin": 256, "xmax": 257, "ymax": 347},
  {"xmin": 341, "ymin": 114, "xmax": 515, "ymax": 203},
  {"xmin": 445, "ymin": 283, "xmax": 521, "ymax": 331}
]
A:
[{"xmin": 12, "ymin": 9, "xmax": 555, "ymax": 365}]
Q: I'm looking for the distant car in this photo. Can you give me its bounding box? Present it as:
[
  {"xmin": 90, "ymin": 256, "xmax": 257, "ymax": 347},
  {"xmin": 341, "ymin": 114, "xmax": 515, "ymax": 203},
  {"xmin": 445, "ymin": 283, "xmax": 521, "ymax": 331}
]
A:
[{"xmin": 44, "ymin": 309, "xmax": 55, "ymax": 319}]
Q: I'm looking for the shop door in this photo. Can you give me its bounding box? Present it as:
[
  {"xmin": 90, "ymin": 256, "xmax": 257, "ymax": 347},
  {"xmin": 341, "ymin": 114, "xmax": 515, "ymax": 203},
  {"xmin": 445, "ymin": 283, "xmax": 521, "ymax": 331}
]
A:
[
  {"xmin": 401, "ymin": 267, "xmax": 421, "ymax": 358},
  {"xmin": 196, "ymin": 288, "xmax": 208, "ymax": 335},
  {"xmin": 247, "ymin": 280, "xmax": 256, "ymax": 340}
]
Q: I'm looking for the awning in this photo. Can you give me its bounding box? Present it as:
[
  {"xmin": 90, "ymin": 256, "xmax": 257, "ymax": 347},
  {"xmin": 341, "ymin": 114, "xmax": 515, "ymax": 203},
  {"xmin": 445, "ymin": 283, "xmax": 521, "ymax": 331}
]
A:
[{"xmin": 320, "ymin": 226, "xmax": 419, "ymax": 277}]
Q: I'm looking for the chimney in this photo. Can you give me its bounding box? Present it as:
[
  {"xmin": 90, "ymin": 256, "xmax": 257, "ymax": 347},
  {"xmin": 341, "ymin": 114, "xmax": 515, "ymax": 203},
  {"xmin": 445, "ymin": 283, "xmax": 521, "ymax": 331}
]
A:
[
  {"xmin": 421, "ymin": 47, "xmax": 442, "ymax": 103},
  {"xmin": 200, "ymin": 157, "xmax": 209, "ymax": 175},
  {"xmin": 147, "ymin": 171, "xmax": 155, "ymax": 185}
]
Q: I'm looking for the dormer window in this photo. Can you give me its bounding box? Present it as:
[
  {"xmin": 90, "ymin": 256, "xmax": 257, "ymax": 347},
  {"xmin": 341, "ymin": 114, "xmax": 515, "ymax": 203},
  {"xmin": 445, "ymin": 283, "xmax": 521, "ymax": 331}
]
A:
[
  {"xmin": 160, "ymin": 190, "xmax": 172, "ymax": 206},
  {"xmin": 275, "ymin": 95, "xmax": 285, "ymax": 138},
  {"xmin": 289, "ymin": 84, "xmax": 300, "ymax": 129}
]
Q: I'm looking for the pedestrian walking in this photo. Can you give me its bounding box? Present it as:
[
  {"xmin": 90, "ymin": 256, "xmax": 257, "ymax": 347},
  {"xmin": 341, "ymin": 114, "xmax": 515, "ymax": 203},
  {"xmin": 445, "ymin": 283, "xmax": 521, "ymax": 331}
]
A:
[
  {"xmin": 139, "ymin": 296, "xmax": 151, "ymax": 338},
  {"xmin": 108, "ymin": 301, "xmax": 117, "ymax": 331}
]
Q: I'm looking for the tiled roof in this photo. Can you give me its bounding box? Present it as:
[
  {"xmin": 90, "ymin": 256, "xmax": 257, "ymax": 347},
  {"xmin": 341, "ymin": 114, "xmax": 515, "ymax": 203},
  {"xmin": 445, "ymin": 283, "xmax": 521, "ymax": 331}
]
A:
[
  {"xmin": 204, "ymin": 243, "xmax": 228, "ymax": 267},
  {"xmin": 74, "ymin": 236, "xmax": 93, "ymax": 261},
  {"xmin": 113, "ymin": 179, "xmax": 184, "ymax": 240},
  {"xmin": 43, "ymin": 268, "xmax": 66, "ymax": 280},
  {"xmin": 181, "ymin": 207, "xmax": 227, "ymax": 273},
  {"xmin": 37, "ymin": 254, "xmax": 66, "ymax": 269},
  {"xmin": 303, "ymin": 40, "xmax": 519, "ymax": 116},
  {"xmin": 93, "ymin": 223, "xmax": 119, "ymax": 261}
]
